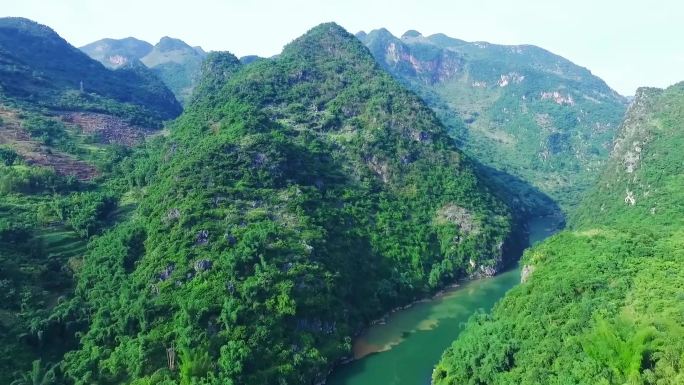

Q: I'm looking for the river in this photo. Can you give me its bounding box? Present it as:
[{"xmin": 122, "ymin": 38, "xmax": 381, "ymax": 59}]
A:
[{"xmin": 326, "ymin": 216, "xmax": 560, "ymax": 385}]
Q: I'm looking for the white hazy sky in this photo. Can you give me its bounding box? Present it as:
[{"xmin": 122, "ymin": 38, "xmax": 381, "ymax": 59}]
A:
[{"xmin": 2, "ymin": 0, "xmax": 682, "ymax": 95}]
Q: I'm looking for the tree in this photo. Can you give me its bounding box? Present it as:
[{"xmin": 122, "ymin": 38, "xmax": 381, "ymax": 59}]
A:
[
  {"xmin": 0, "ymin": 146, "xmax": 18, "ymax": 166},
  {"xmin": 179, "ymin": 347, "xmax": 212, "ymax": 385},
  {"xmin": 10, "ymin": 360, "xmax": 57, "ymax": 385},
  {"xmin": 582, "ymin": 317, "xmax": 656, "ymax": 384}
]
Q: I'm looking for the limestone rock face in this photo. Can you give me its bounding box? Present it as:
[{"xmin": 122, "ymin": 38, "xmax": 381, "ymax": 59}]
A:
[
  {"xmin": 521, "ymin": 264, "xmax": 535, "ymax": 283},
  {"xmin": 81, "ymin": 35, "xmax": 207, "ymax": 104},
  {"xmin": 358, "ymin": 28, "xmax": 627, "ymax": 211},
  {"xmin": 572, "ymin": 82, "xmax": 684, "ymax": 228}
]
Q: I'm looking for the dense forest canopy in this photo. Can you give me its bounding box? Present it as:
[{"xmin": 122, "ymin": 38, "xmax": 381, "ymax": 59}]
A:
[
  {"xmin": 1, "ymin": 21, "xmax": 524, "ymax": 385},
  {"xmin": 1, "ymin": 12, "xmax": 682, "ymax": 385},
  {"xmin": 358, "ymin": 29, "xmax": 627, "ymax": 213},
  {"xmin": 433, "ymin": 82, "xmax": 684, "ymax": 385}
]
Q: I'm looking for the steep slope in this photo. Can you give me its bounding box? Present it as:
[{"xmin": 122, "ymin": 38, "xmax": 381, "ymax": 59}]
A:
[
  {"xmin": 0, "ymin": 96, "xmax": 149, "ymax": 385},
  {"xmin": 59, "ymin": 23, "xmax": 516, "ymax": 385},
  {"xmin": 573, "ymin": 84, "xmax": 684, "ymax": 229},
  {"xmin": 432, "ymin": 82, "xmax": 684, "ymax": 385},
  {"xmin": 0, "ymin": 18, "xmax": 181, "ymax": 125},
  {"xmin": 358, "ymin": 29, "xmax": 627, "ymax": 211},
  {"xmin": 79, "ymin": 37, "xmax": 153, "ymax": 69},
  {"xmin": 141, "ymin": 37, "xmax": 207, "ymax": 104},
  {"xmin": 0, "ymin": 18, "xmax": 183, "ymax": 383},
  {"xmin": 82, "ymin": 36, "xmax": 207, "ymax": 105}
]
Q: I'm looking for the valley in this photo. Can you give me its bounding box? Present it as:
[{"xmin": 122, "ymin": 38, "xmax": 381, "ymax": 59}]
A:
[
  {"xmin": 0, "ymin": 11, "xmax": 682, "ymax": 385},
  {"xmin": 327, "ymin": 215, "xmax": 561, "ymax": 385}
]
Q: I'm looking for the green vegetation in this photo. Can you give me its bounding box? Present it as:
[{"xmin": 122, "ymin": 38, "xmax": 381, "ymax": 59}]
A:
[
  {"xmin": 81, "ymin": 36, "xmax": 207, "ymax": 106},
  {"xmin": 0, "ymin": 145, "xmax": 19, "ymax": 165},
  {"xmin": 573, "ymin": 84, "xmax": 684, "ymax": 230},
  {"xmin": 53, "ymin": 23, "xmax": 517, "ymax": 385},
  {"xmin": 359, "ymin": 29, "xmax": 627, "ymax": 212},
  {"xmin": 0, "ymin": 17, "xmax": 184, "ymax": 382},
  {"xmin": 0, "ymin": 125, "xmax": 146, "ymax": 383},
  {"xmin": 432, "ymin": 82, "xmax": 684, "ymax": 385},
  {"xmin": 6, "ymin": 15, "xmax": 681, "ymax": 385},
  {"xmin": 53, "ymin": 191, "xmax": 118, "ymax": 237},
  {"xmin": 0, "ymin": 17, "xmax": 181, "ymax": 127},
  {"xmin": 0, "ymin": 133, "xmax": 133, "ymax": 383},
  {"xmin": 142, "ymin": 37, "xmax": 206, "ymax": 105},
  {"xmin": 10, "ymin": 360, "xmax": 58, "ymax": 385}
]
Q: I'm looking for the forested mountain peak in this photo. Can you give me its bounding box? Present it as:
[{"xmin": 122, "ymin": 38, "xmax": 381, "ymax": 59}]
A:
[
  {"xmin": 280, "ymin": 22, "xmax": 372, "ymax": 62},
  {"xmin": 0, "ymin": 17, "xmax": 57, "ymax": 39},
  {"xmin": 141, "ymin": 36, "xmax": 206, "ymax": 66},
  {"xmin": 56, "ymin": 22, "xmax": 518, "ymax": 385},
  {"xmin": 189, "ymin": 51, "xmax": 242, "ymax": 100},
  {"xmin": 358, "ymin": 27, "xmax": 627, "ymax": 212},
  {"xmin": 198, "ymin": 51, "xmax": 242, "ymax": 78},
  {"xmin": 0, "ymin": 17, "xmax": 181, "ymax": 124},
  {"xmin": 401, "ymin": 29, "xmax": 423, "ymax": 38},
  {"xmin": 80, "ymin": 37, "xmax": 153, "ymax": 68},
  {"xmin": 154, "ymin": 36, "xmax": 196, "ymax": 53}
]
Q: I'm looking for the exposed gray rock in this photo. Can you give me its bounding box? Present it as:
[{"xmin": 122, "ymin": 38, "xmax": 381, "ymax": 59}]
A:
[
  {"xmin": 194, "ymin": 259, "xmax": 212, "ymax": 272},
  {"xmin": 158, "ymin": 264, "xmax": 175, "ymax": 281},
  {"xmin": 479, "ymin": 265, "xmax": 497, "ymax": 277},
  {"xmin": 436, "ymin": 204, "xmax": 481, "ymax": 236},
  {"xmin": 195, "ymin": 230, "xmax": 209, "ymax": 245},
  {"xmin": 165, "ymin": 208, "xmax": 181, "ymax": 221},
  {"xmin": 521, "ymin": 264, "xmax": 535, "ymax": 283}
]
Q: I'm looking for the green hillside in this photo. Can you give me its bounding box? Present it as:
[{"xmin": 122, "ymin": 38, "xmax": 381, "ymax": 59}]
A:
[
  {"xmin": 0, "ymin": 17, "xmax": 181, "ymax": 126},
  {"xmin": 82, "ymin": 36, "xmax": 207, "ymax": 105},
  {"xmin": 0, "ymin": 17, "xmax": 184, "ymax": 383},
  {"xmin": 79, "ymin": 37, "xmax": 153, "ymax": 69},
  {"xmin": 57, "ymin": 23, "xmax": 519, "ymax": 385},
  {"xmin": 432, "ymin": 82, "xmax": 684, "ymax": 385},
  {"xmin": 0, "ymin": 100, "xmax": 145, "ymax": 384},
  {"xmin": 573, "ymin": 84, "xmax": 684, "ymax": 229},
  {"xmin": 359, "ymin": 29, "xmax": 627, "ymax": 212}
]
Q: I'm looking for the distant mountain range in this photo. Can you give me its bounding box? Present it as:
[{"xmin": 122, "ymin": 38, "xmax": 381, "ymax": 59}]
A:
[
  {"xmin": 0, "ymin": 17, "xmax": 181, "ymax": 124},
  {"xmin": 81, "ymin": 36, "xmax": 207, "ymax": 104},
  {"xmin": 358, "ymin": 29, "xmax": 627, "ymax": 211},
  {"xmin": 6, "ymin": 16, "xmax": 679, "ymax": 385},
  {"xmin": 81, "ymin": 28, "xmax": 628, "ymax": 212}
]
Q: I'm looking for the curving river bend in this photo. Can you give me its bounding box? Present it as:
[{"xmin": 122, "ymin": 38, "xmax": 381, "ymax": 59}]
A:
[{"xmin": 327, "ymin": 216, "xmax": 560, "ymax": 385}]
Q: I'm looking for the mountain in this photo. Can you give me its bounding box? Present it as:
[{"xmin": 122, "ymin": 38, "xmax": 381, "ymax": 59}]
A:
[
  {"xmin": 0, "ymin": 17, "xmax": 181, "ymax": 125},
  {"xmin": 239, "ymin": 55, "xmax": 264, "ymax": 65},
  {"xmin": 53, "ymin": 23, "xmax": 520, "ymax": 385},
  {"xmin": 80, "ymin": 37, "xmax": 153, "ymax": 68},
  {"xmin": 358, "ymin": 29, "xmax": 628, "ymax": 211},
  {"xmin": 81, "ymin": 36, "xmax": 207, "ymax": 105},
  {"xmin": 432, "ymin": 82, "xmax": 684, "ymax": 385},
  {"xmin": 0, "ymin": 17, "xmax": 183, "ymax": 382},
  {"xmin": 572, "ymin": 84, "xmax": 684, "ymax": 229},
  {"xmin": 141, "ymin": 37, "xmax": 207, "ymax": 104}
]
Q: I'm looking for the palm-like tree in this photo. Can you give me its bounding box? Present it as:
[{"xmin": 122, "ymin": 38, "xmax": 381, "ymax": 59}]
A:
[{"xmin": 10, "ymin": 360, "xmax": 57, "ymax": 385}]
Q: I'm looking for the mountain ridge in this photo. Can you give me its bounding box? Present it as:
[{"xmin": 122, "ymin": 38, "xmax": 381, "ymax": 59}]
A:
[
  {"xmin": 81, "ymin": 35, "xmax": 207, "ymax": 104},
  {"xmin": 59, "ymin": 22, "xmax": 520, "ymax": 385},
  {"xmin": 358, "ymin": 28, "xmax": 627, "ymax": 212},
  {"xmin": 432, "ymin": 80, "xmax": 684, "ymax": 385},
  {"xmin": 0, "ymin": 17, "xmax": 181, "ymax": 125}
]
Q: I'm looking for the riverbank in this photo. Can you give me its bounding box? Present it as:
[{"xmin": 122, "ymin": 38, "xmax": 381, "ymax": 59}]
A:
[{"xmin": 325, "ymin": 216, "xmax": 562, "ymax": 385}]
